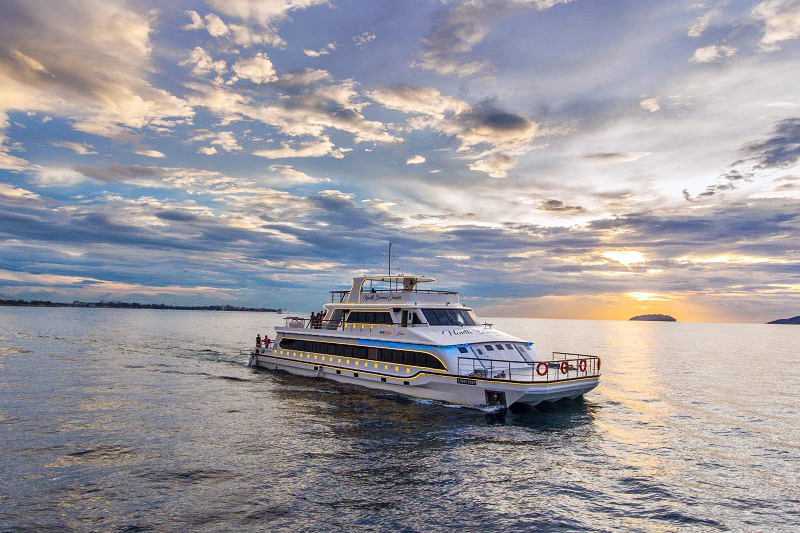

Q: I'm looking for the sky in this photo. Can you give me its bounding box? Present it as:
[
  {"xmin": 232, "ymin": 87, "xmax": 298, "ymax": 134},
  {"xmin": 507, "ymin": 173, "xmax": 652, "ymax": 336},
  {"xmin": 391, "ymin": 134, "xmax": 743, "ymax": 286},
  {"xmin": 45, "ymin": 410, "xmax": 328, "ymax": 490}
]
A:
[{"xmin": 0, "ymin": 0, "xmax": 799, "ymax": 322}]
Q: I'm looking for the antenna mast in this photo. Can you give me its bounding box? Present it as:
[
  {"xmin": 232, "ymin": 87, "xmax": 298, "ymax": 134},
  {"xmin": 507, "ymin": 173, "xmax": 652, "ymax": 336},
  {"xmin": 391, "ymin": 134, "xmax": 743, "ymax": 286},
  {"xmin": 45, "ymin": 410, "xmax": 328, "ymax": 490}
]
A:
[{"xmin": 388, "ymin": 242, "xmax": 392, "ymax": 276}]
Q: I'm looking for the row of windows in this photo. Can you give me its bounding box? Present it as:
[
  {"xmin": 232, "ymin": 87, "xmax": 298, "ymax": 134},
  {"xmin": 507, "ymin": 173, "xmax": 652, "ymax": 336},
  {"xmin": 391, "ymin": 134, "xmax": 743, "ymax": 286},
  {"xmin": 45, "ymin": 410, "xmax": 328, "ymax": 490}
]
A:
[
  {"xmin": 346, "ymin": 311, "xmax": 393, "ymax": 324},
  {"xmin": 485, "ymin": 343, "xmax": 515, "ymax": 352},
  {"xmin": 278, "ymin": 338, "xmax": 446, "ymax": 370},
  {"xmin": 422, "ymin": 309, "xmax": 478, "ymax": 327}
]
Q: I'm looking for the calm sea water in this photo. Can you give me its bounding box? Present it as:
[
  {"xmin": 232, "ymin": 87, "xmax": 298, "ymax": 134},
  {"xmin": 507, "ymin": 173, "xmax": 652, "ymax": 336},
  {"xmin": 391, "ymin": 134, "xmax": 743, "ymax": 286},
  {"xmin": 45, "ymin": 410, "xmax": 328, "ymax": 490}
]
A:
[{"xmin": 1, "ymin": 308, "xmax": 798, "ymax": 531}]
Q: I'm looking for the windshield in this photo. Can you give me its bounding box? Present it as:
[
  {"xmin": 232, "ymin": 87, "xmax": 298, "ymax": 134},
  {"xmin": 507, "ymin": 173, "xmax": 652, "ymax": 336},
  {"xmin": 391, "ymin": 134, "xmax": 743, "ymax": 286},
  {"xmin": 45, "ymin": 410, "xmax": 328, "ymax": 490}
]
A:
[{"xmin": 422, "ymin": 308, "xmax": 479, "ymax": 326}]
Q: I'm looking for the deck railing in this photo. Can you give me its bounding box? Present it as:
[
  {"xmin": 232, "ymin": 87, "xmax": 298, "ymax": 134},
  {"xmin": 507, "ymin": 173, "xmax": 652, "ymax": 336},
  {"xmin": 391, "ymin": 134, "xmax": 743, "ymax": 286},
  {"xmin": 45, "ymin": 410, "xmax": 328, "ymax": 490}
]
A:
[
  {"xmin": 330, "ymin": 288, "xmax": 458, "ymax": 303},
  {"xmin": 284, "ymin": 317, "xmax": 429, "ymax": 331},
  {"xmin": 457, "ymin": 352, "xmax": 601, "ymax": 383}
]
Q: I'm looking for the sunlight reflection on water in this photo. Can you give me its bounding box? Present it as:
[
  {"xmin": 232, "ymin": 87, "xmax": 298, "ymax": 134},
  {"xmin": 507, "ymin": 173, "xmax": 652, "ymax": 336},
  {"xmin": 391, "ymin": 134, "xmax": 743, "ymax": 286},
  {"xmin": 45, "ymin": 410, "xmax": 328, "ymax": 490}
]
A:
[{"xmin": 1, "ymin": 308, "xmax": 798, "ymax": 531}]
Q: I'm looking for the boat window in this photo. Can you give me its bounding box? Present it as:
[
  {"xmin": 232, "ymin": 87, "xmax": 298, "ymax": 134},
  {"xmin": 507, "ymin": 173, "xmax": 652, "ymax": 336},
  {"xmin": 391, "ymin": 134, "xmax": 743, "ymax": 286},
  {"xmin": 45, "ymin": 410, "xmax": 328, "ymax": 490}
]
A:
[
  {"xmin": 485, "ymin": 344, "xmax": 494, "ymax": 351},
  {"xmin": 412, "ymin": 312, "xmax": 423, "ymax": 325},
  {"xmin": 476, "ymin": 349, "xmax": 483, "ymax": 355},
  {"xmin": 277, "ymin": 338, "xmax": 445, "ymax": 369},
  {"xmin": 458, "ymin": 346, "xmax": 468, "ymax": 354},
  {"xmin": 495, "ymin": 344, "xmax": 504, "ymax": 350},
  {"xmin": 346, "ymin": 311, "xmax": 394, "ymax": 324},
  {"xmin": 421, "ymin": 309, "xmax": 478, "ymax": 326},
  {"xmin": 505, "ymin": 344, "xmax": 513, "ymax": 350}
]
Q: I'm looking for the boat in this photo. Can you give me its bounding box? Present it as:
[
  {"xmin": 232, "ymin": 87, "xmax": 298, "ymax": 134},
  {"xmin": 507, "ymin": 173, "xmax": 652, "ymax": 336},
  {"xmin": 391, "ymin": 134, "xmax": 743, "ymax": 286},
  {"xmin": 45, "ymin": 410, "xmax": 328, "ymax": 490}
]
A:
[{"xmin": 249, "ymin": 275, "xmax": 600, "ymax": 408}]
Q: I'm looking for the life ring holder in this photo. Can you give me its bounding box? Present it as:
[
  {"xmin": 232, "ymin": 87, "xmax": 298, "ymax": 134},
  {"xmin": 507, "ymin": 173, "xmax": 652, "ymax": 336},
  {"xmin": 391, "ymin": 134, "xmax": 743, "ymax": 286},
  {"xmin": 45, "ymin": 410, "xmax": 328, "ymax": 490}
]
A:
[
  {"xmin": 560, "ymin": 361, "xmax": 569, "ymax": 374},
  {"xmin": 536, "ymin": 362, "xmax": 548, "ymax": 376},
  {"xmin": 578, "ymin": 359, "xmax": 587, "ymax": 372}
]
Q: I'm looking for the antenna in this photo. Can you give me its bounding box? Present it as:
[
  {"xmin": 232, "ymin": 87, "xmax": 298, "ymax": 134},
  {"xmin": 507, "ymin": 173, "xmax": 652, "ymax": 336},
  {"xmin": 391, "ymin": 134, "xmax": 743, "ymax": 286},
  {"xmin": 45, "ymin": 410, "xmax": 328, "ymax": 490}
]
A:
[{"xmin": 388, "ymin": 242, "xmax": 392, "ymax": 276}]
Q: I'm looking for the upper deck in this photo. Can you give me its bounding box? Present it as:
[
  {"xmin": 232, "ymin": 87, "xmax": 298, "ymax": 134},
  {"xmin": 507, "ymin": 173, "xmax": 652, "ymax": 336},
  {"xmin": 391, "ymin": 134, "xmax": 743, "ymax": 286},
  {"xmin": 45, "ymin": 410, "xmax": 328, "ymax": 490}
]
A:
[{"xmin": 330, "ymin": 275, "xmax": 460, "ymax": 306}]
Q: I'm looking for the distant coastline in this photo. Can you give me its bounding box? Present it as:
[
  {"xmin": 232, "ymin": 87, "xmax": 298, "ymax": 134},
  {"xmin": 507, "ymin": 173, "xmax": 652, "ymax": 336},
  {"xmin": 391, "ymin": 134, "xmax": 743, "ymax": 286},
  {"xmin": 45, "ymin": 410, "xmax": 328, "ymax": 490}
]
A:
[{"xmin": 0, "ymin": 297, "xmax": 286, "ymax": 313}]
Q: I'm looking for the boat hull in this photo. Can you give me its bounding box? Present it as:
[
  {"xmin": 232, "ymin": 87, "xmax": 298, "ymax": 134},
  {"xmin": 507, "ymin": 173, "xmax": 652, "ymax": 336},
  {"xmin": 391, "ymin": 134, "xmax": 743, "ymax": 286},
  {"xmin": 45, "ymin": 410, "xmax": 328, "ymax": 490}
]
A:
[{"xmin": 250, "ymin": 353, "xmax": 598, "ymax": 408}]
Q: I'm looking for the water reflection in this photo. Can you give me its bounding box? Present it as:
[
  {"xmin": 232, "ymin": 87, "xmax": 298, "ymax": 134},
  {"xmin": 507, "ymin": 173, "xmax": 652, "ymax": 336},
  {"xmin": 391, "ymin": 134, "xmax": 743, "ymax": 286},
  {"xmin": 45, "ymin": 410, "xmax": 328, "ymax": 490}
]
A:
[{"xmin": 2, "ymin": 309, "xmax": 799, "ymax": 531}]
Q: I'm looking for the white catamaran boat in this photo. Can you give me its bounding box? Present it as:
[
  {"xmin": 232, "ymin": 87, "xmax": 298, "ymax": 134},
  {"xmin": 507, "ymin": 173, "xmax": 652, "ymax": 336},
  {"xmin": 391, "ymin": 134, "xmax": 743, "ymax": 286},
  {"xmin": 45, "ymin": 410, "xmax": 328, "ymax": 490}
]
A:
[{"xmin": 249, "ymin": 275, "xmax": 600, "ymax": 408}]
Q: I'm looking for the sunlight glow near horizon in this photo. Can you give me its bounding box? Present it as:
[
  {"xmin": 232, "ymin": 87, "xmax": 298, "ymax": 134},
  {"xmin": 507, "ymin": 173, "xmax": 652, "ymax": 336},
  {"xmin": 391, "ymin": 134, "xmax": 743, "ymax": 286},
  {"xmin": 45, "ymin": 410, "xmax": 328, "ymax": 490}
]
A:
[{"xmin": 0, "ymin": 0, "xmax": 798, "ymax": 323}]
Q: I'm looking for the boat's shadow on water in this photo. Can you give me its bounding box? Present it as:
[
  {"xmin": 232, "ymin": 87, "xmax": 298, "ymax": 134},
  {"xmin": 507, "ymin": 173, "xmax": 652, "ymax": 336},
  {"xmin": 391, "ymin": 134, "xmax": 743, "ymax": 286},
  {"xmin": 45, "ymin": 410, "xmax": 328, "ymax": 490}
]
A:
[{"xmin": 250, "ymin": 365, "xmax": 599, "ymax": 433}]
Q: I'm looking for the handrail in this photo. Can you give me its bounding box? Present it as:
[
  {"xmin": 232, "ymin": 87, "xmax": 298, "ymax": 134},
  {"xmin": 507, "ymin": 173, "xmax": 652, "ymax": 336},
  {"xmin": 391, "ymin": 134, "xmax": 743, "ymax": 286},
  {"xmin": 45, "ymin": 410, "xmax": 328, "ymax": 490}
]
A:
[{"xmin": 457, "ymin": 353, "xmax": 601, "ymax": 383}]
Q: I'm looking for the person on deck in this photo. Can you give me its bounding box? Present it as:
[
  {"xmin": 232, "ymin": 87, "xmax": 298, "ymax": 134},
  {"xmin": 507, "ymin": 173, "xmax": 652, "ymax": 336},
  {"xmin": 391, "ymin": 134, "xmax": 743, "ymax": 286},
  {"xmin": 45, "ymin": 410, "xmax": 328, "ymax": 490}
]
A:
[
  {"xmin": 256, "ymin": 334, "xmax": 261, "ymax": 348},
  {"xmin": 264, "ymin": 334, "xmax": 270, "ymax": 348}
]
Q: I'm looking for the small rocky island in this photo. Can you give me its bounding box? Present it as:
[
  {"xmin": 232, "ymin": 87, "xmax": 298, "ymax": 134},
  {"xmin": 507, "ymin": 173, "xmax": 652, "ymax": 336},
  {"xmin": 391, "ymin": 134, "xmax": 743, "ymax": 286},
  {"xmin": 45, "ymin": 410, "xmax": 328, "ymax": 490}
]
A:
[
  {"xmin": 767, "ymin": 316, "xmax": 800, "ymax": 324},
  {"xmin": 629, "ymin": 314, "xmax": 677, "ymax": 322}
]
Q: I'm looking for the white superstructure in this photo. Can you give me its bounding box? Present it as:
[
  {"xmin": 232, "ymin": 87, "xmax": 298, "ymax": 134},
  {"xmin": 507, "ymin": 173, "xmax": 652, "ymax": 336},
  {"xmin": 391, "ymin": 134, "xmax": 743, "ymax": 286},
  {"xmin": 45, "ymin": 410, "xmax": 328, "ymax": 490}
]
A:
[{"xmin": 249, "ymin": 275, "xmax": 600, "ymax": 408}]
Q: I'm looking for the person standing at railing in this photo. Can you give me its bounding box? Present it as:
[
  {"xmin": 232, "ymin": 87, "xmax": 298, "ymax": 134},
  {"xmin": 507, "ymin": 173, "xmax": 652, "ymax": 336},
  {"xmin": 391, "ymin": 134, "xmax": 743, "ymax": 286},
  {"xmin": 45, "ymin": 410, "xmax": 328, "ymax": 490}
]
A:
[{"xmin": 256, "ymin": 334, "xmax": 261, "ymax": 348}]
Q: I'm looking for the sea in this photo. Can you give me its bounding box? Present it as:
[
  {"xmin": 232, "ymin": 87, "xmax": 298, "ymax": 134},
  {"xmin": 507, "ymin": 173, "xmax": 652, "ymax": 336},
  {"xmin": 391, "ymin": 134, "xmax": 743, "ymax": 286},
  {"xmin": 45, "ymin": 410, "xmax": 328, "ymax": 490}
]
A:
[{"xmin": 1, "ymin": 307, "xmax": 798, "ymax": 532}]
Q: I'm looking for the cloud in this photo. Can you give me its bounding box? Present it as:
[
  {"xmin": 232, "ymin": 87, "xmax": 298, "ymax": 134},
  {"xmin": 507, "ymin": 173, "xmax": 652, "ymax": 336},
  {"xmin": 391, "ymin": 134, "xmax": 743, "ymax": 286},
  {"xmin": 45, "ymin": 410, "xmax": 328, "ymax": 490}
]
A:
[
  {"xmin": 370, "ymin": 88, "xmax": 543, "ymax": 177},
  {"xmin": 182, "ymin": 47, "xmax": 226, "ymax": 78},
  {"xmin": 406, "ymin": 155, "xmax": 426, "ymax": 165},
  {"xmin": 204, "ymin": 13, "xmax": 229, "ymax": 37},
  {"xmin": 265, "ymin": 164, "xmax": 324, "ymax": 185},
  {"xmin": 232, "ymin": 53, "xmax": 277, "ymax": 84},
  {"xmin": 415, "ymin": 0, "xmax": 574, "ymax": 76},
  {"xmin": 304, "ymin": 42, "xmax": 336, "ymax": 57},
  {"xmin": 253, "ymin": 137, "xmax": 350, "ymax": 159},
  {"xmin": 752, "ymin": 0, "xmax": 800, "ymax": 51},
  {"xmin": 602, "ymin": 250, "xmax": 646, "ymax": 266},
  {"xmin": 190, "ymin": 70, "xmax": 400, "ymax": 147},
  {"xmin": 183, "ymin": 10, "xmax": 204, "ymax": 30},
  {"xmin": 206, "ymin": 0, "xmax": 330, "ymax": 25},
  {"xmin": 368, "ymin": 85, "xmax": 469, "ymax": 118},
  {"xmin": 539, "ymin": 199, "xmax": 585, "ymax": 213},
  {"xmin": 134, "ymin": 149, "xmax": 165, "ymax": 158},
  {"xmin": 0, "ymin": 268, "xmax": 237, "ymax": 298},
  {"xmin": 583, "ymin": 151, "xmax": 651, "ymax": 164},
  {"xmin": 52, "ymin": 141, "xmax": 97, "ymax": 155},
  {"xmin": 739, "ymin": 117, "xmax": 800, "ymax": 168},
  {"xmin": 0, "ymin": 0, "xmax": 192, "ymax": 140},
  {"xmin": 640, "ymin": 97, "xmax": 661, "ymax": 113},
  {"xmin": 690, "ymin": 44, "xmax": 737, "ymax": 63},
  {"xmin": 688, "ymin": 4, "xmax": 724, "ymax": 38},
  {"xmin": 191, "ymin": 130, "xmax": 242, "ymax": 152},
  {"xmin": 469, "ymin": 154, "xmax": 515, "ymax": 178},
  {"xmin": 32, "ymin": 167, "xmax": 86, "ymax": 187},
  {"xmin": 0, "ymin": 183, "xmax": 39, "ymax": 199},
  {"xmin": 182, "ymin": 10, "xmax": 283, "ymax": 47},
  {"xmin": 353, "ymin": 32, "xmax": 376, "ymax": 46}
]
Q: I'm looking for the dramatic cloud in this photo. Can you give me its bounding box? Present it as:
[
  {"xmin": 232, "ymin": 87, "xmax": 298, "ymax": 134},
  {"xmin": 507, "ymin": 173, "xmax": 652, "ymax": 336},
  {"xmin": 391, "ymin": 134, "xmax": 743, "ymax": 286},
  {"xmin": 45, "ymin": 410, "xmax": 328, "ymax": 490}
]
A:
[
  {"xmin": 0, "ymin": 0, "xmax": 192, "ymax": 138},
  {"xmin": 739, "ymin": 117, "xmax": 800, "ymax": 168},
  {"xmin": 416, "ymin": 0, "xmax": 574, "ymax": 76},
  {"xmin": 1, "ymin": 0, "xmax": 799, "ymax": 320}
]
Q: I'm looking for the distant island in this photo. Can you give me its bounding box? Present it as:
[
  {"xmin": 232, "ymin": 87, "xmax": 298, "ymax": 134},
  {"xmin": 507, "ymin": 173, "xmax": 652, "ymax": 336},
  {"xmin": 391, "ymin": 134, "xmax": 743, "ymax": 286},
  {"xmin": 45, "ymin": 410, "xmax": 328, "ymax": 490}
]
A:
[
  {"xmin": 629, "ymin": 314, "xmax": 677, "ymax": 322},
  {"xmin": 767, "ymin": 316, "xmax": 800, "ymax": 324},
  {"xmin": 0, "ymin": 297, "xmax": 285, "ymax": 313}
]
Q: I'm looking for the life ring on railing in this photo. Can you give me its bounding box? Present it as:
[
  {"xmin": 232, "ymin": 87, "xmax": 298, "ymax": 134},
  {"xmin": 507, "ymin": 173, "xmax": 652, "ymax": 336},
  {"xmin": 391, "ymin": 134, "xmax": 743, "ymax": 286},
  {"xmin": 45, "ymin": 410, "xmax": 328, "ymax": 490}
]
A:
[
  {"xmin": 597, "ymin": 359, "xmax": 601, "ymax": 370},
  {"xmin": 560, "ymin": 361, "xmax": 569, "ymax": 374},
  {"xmin": 578, "ymin": 359, "xmax": 587, "ymax": 372},
  {"xmin": 536, "ymin": 362, "xmax": 548, "ymax": 376}
]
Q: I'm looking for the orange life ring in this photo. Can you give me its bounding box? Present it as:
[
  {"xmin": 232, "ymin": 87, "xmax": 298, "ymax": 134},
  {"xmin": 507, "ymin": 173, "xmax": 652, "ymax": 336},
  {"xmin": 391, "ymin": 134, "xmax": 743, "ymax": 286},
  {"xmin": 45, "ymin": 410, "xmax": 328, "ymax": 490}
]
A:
[
  {"xmin": 536, "ymin": 362, "xmax": 548, "ymax": 376},
  {"xmin": 597, "ymin": 359, "xmax": 601, "ymax": 370},
  {"xmin": 560, "ymin": 361, "xmax": 569, "ymax": 374},
  {"xmin": 578, "ymin": 359, "xmax": 587, "ymax": 372}
]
